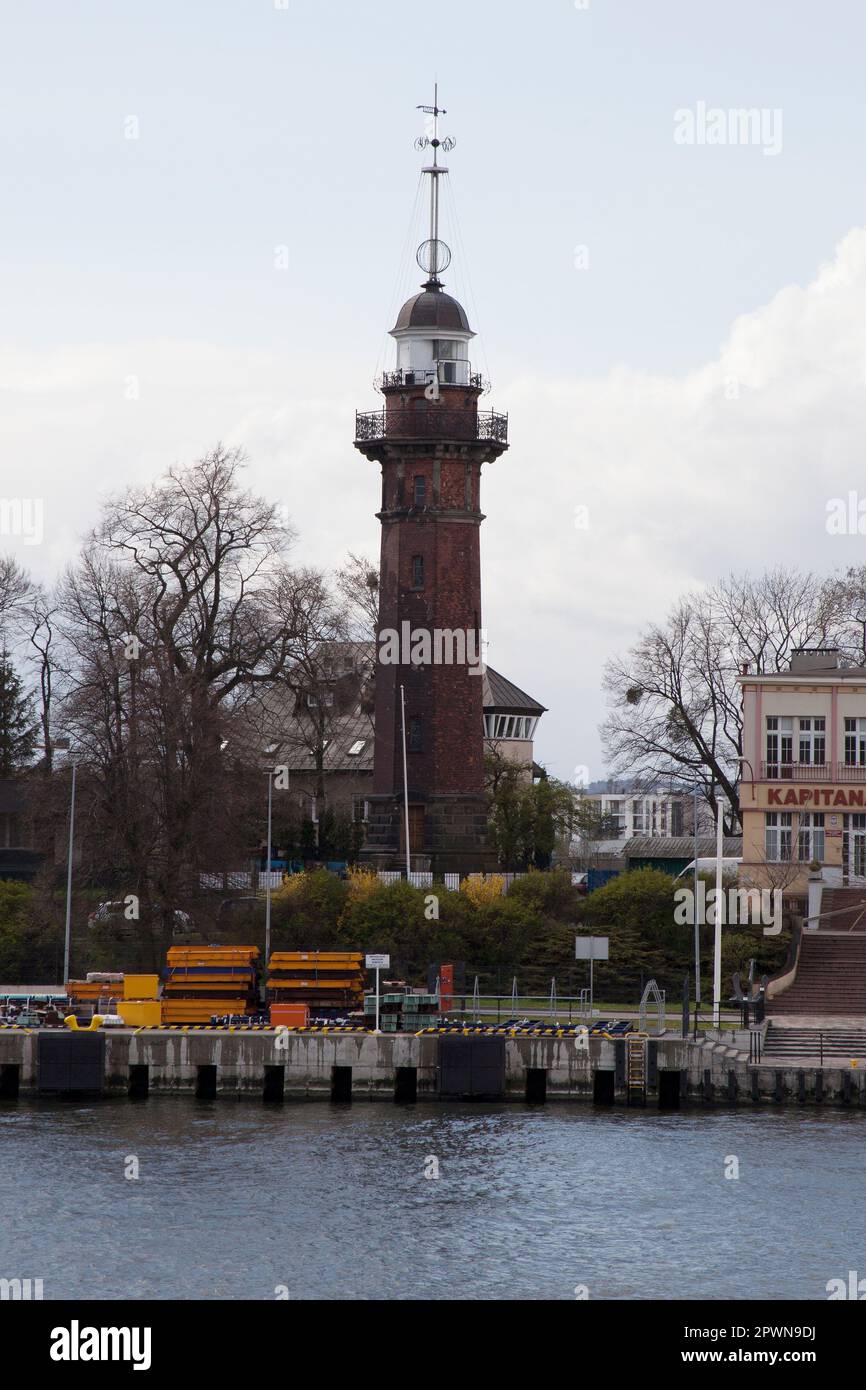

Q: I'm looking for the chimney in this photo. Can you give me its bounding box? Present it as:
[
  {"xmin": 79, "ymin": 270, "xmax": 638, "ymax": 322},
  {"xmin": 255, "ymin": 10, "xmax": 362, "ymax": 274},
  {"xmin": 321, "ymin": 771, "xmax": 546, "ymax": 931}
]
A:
[{"xmin": 789, "ymin": 647, "xmax": 841, "ymax": 674}]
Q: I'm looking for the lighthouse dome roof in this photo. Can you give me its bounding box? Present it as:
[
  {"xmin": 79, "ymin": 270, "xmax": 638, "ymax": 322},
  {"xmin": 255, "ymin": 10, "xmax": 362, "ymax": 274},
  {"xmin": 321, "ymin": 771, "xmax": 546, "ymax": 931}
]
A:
[{"xmin": 392, "ymin": 287, "xmax": 472, "ymax": 335}]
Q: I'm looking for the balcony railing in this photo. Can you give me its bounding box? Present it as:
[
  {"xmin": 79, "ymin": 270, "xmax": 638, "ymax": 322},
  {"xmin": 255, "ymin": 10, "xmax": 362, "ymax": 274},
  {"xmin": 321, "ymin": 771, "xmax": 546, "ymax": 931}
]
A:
[
  {"xmin": 355, "ymin": 407, "xmax": 508, "ymax": 445},
  {"xmin": 759, "ymin": 761, "xmax": 866, "ymax": 782},
  {"xmin": 380, "ymin": 365, "xmax": 489, "ymax": 392},
  {"xmin": 760, "ymin": 762, "xmax": 830, "ymax": 780}
]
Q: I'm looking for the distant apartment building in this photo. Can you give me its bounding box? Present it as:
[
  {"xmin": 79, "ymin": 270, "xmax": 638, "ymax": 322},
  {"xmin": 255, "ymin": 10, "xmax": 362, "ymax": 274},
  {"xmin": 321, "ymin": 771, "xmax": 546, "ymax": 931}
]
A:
[
  {"xmin": 578, "ymin": 780, "xmax": 693, "ymax": 840},
  {"xmin": 739, "ymin": 646, "xmax": 866, "ymax": 895}
]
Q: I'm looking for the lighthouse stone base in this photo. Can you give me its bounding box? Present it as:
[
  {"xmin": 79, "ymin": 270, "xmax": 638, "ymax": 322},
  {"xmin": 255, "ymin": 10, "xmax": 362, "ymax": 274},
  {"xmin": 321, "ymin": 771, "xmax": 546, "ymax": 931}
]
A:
[{"xmin": 362, "ymin": 793, "xmax": 495, "ymax": 878}]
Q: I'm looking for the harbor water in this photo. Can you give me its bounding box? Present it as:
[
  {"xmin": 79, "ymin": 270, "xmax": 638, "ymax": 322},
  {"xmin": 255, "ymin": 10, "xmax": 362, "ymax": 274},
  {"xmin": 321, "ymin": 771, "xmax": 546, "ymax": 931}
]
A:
[{"xmin": 1, "ymin": 1099, "xmax": 861, "ymax": 1300}]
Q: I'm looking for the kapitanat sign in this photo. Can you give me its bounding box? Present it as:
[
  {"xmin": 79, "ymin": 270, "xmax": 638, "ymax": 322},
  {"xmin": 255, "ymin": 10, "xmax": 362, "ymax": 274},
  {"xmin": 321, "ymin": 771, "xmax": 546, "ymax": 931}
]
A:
[{"xmin": 767, "ymin": 787, "xmax": 866, "ymax": 807}]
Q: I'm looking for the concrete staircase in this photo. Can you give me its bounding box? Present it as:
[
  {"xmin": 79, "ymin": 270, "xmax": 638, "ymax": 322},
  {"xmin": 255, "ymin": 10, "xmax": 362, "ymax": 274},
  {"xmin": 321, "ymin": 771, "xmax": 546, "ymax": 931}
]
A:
[
  {"xmin": 766, "ymin": 931, "xmax": 866, "ymax": 1017},
  {"xmin": 764, "ymin": 1023, "xmax": 866, "ymax": 1060},
  {"xmin": 817, "ymin": 889, "xmax": 866, "ymax": 932}
]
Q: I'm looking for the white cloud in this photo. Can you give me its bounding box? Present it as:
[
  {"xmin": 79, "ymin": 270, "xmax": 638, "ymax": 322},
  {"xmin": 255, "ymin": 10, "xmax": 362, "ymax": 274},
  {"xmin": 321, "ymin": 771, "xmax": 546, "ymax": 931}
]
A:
[
  {"xmin": 4, "ymin": 227, "xmax": 866, "ymax": 780},
  {"xmin": 484, "ymin": 225, "xmax": 866, "ymax": 778}
]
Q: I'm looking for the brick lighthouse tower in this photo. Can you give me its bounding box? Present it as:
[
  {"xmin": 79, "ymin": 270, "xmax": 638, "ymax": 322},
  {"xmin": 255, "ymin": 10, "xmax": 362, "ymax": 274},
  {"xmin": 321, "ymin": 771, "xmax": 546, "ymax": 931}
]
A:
[{"xmin": 355, "ymin": 90, "xmax": 508, "ymax": 874}]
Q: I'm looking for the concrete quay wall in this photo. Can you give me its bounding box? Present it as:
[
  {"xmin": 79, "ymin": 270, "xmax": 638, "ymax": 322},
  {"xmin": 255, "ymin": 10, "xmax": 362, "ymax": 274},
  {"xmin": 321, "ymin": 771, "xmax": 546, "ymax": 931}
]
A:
[{"xmin": 0, "ymin": 1028, "xmax": 864, "ymax": 1107}]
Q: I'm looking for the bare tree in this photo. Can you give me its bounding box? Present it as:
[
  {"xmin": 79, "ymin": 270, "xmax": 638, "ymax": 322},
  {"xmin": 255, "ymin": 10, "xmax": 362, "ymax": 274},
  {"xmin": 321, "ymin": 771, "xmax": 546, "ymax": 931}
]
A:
[
  {"xmin": 740, "ymin": 850, "xmax": 803, "ymax": 897},
  {"xmin": 96, "ymin": 445, "xmax": 302, "ymax": 704},
  {"xmin": 262, "ymin": 571, "xmax": 357, "ymax": 810},
  {"xmin": 335, "ymin": 552, "xmax": 379, "ymax": 640},
  {"xmin": 0, "ymin": 557, "xmax": 32, "ymax": 634},
  {"xmin": 50, "ymin": 446, "xmax": 334, "ymax": 956},
  {"xmin": 603, "ymin": 567, "xmax": 855, "ymax": 831},
  {"xmin": 24, "ymin": 585, "xmax": 61, "ymax": 771}
]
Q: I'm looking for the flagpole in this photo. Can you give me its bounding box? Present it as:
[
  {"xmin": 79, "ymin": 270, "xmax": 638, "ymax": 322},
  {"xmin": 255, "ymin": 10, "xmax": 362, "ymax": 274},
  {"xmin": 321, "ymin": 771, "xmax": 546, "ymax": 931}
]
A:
[{"xmin": 400, "ymin": 684, "xmax": 411, "ymax": 878}]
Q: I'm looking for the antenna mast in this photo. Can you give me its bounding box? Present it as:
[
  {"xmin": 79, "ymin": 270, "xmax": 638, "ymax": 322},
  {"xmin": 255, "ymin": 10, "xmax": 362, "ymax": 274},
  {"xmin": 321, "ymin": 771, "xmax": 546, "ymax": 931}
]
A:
[{"xmin": 415, "ymin": 84, "xmax": 455, "ymax": 286}]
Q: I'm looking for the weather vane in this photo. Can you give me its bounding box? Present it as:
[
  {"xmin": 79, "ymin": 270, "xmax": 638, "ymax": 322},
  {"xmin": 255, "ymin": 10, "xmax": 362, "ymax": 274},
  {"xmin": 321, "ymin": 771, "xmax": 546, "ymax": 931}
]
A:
[{"xmin": 414, "ymin": 84, "xmax": 455, "ymax": 284}]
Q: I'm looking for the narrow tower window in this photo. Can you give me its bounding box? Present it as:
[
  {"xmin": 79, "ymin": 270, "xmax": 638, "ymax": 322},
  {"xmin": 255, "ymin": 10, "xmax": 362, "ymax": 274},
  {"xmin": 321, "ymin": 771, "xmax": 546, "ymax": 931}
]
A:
[
  {"xmin": 411, "ymin": 554, "xmax": 425, "ymax": 589},
  {"xmin": 409, "ymin": 718, "xmax": 424, "ymax": 752},
  {"xmin": 413, "ymin": 476, "xmax": 426, "ymax": 507}
]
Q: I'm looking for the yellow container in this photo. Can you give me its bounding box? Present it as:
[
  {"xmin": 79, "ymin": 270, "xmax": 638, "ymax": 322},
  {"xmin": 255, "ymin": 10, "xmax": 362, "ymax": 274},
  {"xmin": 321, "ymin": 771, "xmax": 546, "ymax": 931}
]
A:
[
  {"xmin": 123, "ymin": 975, "xmax": 159, "ymax": 1000},
  {"xmin": 119, "ymin": 1000, "xmax": 163, "ymax": 1027}
]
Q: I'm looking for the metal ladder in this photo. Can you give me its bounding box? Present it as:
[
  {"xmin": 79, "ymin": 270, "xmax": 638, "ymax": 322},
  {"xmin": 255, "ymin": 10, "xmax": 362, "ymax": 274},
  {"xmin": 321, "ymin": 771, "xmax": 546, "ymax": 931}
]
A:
[{"xmin": 627, "ymin": 1035, "xmax": 647, "ymax": 1103}]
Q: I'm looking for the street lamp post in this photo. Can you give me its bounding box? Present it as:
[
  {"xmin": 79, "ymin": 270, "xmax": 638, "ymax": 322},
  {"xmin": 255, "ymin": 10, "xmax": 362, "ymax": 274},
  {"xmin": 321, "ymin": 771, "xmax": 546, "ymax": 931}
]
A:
[
  {"xmin": 693, "ymin": 782, "xmax": 700, "ymax": 1009},
  {"xmin": 47, "ymin": 737, "xmax": 77, "ymax": 991},
  {"xmin": 265, "ymin": 769, "xmax": 273, "ymax": 979},
  {"xmin": 400, "ymin": 684, "xmax": 411, "ymax": 879},
  {"xmin": 737, "ymin": 755, "xmax": 755, "ymax": 797},
  {"xmin": 713, "ymin": 792, "xmax": 724, "ymax": 1028},
  {"xmin": 63, "ymin": 760, "xmax": 76, "ymax": 988}
]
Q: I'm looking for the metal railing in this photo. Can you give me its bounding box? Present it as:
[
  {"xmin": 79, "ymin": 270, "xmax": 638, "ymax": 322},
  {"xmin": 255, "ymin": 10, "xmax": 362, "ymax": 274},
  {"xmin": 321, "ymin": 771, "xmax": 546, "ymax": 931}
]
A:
[
  {"xmin": 375, "ymin": 869, "xmax": 526, "ymax": 891},
  {"xmin": 441, "ymin": 992, "xmax": 739, "ymax": 1026},
  {"xmin": 355, "ymin": 407, "xmax": 508, "ymax": 445},
  {"xmin": 760, "ymin": 761, "xmax": 866, "ymax": 782},
  {"xmin": 380, "ymin": 366, "xmax": 488, "ymax": 392},
  {"xmin": 760, "ymin": 761, "xmax": 830, "ymax": 780},
  {"xmin": 444, "ymin": 993, "xmax": 599, "ymax": 1024}
]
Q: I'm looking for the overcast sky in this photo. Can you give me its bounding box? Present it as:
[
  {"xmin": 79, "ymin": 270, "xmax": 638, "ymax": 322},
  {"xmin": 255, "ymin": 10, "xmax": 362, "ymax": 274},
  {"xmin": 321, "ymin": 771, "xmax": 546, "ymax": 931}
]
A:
[{"xmin": 3, "ymin": 0, "xmax": 866, "ymax": 781}]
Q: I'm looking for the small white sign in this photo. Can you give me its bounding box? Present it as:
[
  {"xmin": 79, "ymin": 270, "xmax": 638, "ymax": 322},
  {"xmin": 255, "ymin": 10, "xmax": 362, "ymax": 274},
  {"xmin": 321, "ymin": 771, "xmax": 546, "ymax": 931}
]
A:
[
  {"xmin": 366, "ymin": 954, "xmax": 390, "ymax": 970},
  {"xmin": 575, "ymin": 936, "xmax": 609, "ymax": 961}
]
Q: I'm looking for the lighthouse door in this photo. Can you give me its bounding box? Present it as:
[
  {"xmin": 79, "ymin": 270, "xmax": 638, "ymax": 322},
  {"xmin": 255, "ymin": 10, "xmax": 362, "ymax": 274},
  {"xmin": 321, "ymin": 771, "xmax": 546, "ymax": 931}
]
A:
[{"xmin": 399, "ymin": 805, "xmax": 426, "ymax": 865}]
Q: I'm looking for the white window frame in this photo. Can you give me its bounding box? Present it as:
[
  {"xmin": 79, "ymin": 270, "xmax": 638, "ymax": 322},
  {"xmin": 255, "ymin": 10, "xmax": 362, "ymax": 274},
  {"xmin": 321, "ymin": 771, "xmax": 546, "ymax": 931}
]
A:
[
  {"xmin": 798, "ymin": 717, "xmax": 826, "ymax": 767},
  {"xmin": 766, "ymin": 716, "xmax": 794, "ymax": 776},
  {"xmin": 845, "ymin": 718, "xmax": 866, "ymax": 767},
  {"xmin": 797, "ymin": 812, "xmax": 825, "ymax": 862},
  {"xmin": 765, "ymin": 811, "xmax": 793, "ymax": 862}
]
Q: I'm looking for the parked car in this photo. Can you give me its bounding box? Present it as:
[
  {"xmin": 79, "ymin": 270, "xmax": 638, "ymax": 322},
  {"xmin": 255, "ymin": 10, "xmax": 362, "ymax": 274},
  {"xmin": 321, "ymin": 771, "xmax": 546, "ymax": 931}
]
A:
[
  {"xmin": 217, "ymin": 896, "xmax": 263, "ymax": 921},
  {"xmin": 676, "ymin": 858, "xmax": 742, "ymax": 879},
  {"xmin": 88, "ymin": 902, "xmax": 193, "ymax": 931}
]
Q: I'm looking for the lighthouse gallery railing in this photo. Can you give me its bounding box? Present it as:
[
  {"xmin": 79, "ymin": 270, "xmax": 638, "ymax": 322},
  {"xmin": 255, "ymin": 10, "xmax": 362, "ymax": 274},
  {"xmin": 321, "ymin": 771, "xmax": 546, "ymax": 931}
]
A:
[{"xmin": 355, "ymin": 408, "xmax": 508, "ymax": 445}]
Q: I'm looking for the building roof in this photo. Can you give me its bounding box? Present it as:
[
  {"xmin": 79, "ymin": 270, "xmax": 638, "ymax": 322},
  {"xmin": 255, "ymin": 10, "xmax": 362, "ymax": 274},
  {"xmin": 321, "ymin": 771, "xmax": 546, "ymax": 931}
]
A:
[
  {"xmin": 253, "ymin": 650, "xmax": 545, "ymax": 777},
  {"xmin": 392, "ymin": 288, "xmax": 471, "ymax": 334},
  {"xmin": 482, "ymin": 667, "xmax": 546, "ymax": 714},
  {"xmin": 624, "ymin": 835, "xmax": 743, "ymax": 859},
  {"xmin": 742, "ymin": 648, "xmax": 866, "ymax": 682},
  {"xmin": 257, "ymin": 647, "xmax": 376, "ymax": 776},
  {"xmin": 595, "ymin": 839, "xmax": 629, "ymax": 856},
  {"xmin": 270, "ymin": 707, "xmax": 376, "ymax": 775}
]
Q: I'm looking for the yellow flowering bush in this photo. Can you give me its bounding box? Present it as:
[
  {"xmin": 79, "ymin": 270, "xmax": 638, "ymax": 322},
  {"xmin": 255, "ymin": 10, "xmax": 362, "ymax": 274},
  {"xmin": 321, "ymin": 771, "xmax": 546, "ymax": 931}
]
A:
[
  {"xmin": 460, "ymin": 874, "xmax": 506, "ymax": 908},
  {"xmin": 272, "ymin": 872, "xmax": 308, "ymax": 902},
  {"xmin": 346, "ymin": 866, "xmax": 379, "ymax": 900}
]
